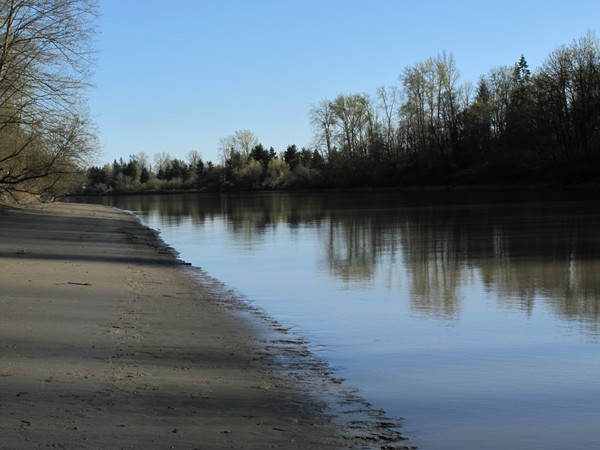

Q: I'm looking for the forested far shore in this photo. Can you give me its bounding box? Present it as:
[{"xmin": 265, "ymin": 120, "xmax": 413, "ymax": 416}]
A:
[{"xmin": 80, "ymin": 32, "xmax": 600, "ymax": 195}]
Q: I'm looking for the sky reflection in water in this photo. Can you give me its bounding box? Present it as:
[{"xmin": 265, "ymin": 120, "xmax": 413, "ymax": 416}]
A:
[{"xmin": 89, "ymin": 191, "xmax": 600, "ymax": 450}]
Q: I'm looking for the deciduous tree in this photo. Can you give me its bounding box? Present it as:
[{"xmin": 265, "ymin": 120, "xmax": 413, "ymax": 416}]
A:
[{"xmin": 0, "ymin": 0, "xmax": 98, "ymax": 199}]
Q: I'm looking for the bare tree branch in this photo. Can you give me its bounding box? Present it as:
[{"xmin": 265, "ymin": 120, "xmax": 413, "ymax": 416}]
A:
[{"xmin": 0, "ymin": 0, "xmax": 98, "ymax": 199}]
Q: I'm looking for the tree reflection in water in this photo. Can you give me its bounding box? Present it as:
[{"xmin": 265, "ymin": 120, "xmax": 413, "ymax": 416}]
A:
[{"xmin": 84, "ymin": 190, "xmax": 600, "ymax": 334}]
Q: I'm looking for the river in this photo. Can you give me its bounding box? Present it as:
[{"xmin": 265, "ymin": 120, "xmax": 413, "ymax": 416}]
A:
[{"xmin": 75, "ymin": 189, "xmax": 600, "ymax": 449}]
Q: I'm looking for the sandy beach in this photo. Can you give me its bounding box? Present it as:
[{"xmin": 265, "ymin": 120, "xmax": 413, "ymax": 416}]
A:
[{"xmin": 0, "ymin": 202, "xmax": 410, "ymax": 449}]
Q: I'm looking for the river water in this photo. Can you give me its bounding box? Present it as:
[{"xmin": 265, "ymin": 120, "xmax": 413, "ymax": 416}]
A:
[{"xmin": 77, "ymin": 190, "xmax": 600, "ymax": 449}]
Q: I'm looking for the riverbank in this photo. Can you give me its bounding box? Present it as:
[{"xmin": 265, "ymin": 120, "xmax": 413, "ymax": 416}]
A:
[{"xmin": 0, "ymin": 202, "xmax": 411, "ymax": 449}]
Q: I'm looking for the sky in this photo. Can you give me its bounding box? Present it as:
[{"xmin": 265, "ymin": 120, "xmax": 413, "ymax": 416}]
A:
[{"xmin": 89, "ymin": 0, "xmax": 599, "ymax": 166}]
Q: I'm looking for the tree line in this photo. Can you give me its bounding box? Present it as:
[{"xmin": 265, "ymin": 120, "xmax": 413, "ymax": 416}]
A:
[
  {"xmin": 82, "ymin": 139, "xmax": 327, "ymax": 194},
  {"xmin": 82, "ymin": 31, "xmax": 600, "ymax": 195}
]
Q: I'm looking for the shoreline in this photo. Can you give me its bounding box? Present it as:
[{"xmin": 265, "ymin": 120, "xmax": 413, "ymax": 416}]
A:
[
  {"xmin": 0, "ymin": 202, "xmax": 413, "ymax": 449},
  {"xmin": 72, "ymin": 179, "xmax": 600, "ymax": 198}
]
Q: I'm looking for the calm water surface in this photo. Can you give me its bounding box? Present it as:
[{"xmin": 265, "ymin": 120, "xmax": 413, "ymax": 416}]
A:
[{"xmin": 80, "ymin": 190, "xmax": 600, "ymax": 449}]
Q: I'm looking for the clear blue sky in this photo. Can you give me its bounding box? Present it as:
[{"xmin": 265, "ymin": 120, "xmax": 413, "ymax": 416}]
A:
[{"xmin": 89, "ymin": 0, "xmax": 599, "ymax": 166}]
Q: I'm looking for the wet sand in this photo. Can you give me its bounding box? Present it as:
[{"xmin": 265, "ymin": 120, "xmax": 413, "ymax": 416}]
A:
[{"xmin": 0, "ymin": 202, "xmax": 412, "ymax": 449}]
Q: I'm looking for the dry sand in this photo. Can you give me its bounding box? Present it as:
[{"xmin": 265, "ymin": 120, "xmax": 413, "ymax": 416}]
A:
[{"xmin": 0, "ymin": 202, "xmax": 413, "ymax": 449}]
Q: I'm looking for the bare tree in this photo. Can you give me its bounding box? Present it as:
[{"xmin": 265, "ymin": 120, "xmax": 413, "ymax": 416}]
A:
[
  {"xmin": 329, "ymin": 93, "xmax": 372, "ymax": 161},
  {"xmin": 400, "ymin": 51, "xmax": 465, "ymax": 169},
  {"xmin": 376, "ymin": 85, "xmax": 401, "ymax": 160},
  {"xmin": 186, "ymin": 149, "xmax": 203, "ymax": 167},
  {"xmin": 134, "ymin": 151, "xmax": 151, "ymax": 171},
  {"xmin": 485, "ymin": 65, "xmax": 513, "ymax": 141},
  {"xmin": 0, "ymin": 0, "xmax": 98, "ymax": 199},
  {"xmin": 218, "ymin": 129, "xmax": 260, "ymax": 164},
  {"xmin": 401, "ymin": 58, "xmax": 432, "ymax": 167},
  {"xmin": 309, "ymin": 99, "xmax": 336, "ymax": 160},
  {"xmin": 153, "ymin": 151, "xmax": 172, "ymax": 176}
]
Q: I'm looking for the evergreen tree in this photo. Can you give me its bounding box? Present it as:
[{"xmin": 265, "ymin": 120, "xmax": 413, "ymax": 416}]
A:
[{"xmin": 506, "ymin": 55, "xmax": 536, "ymax": 162}]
